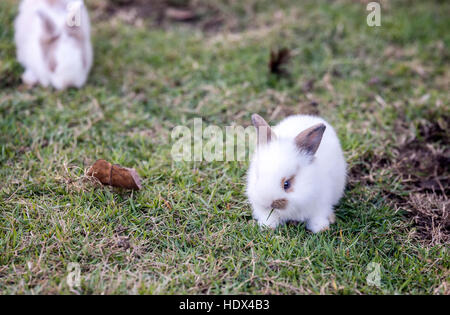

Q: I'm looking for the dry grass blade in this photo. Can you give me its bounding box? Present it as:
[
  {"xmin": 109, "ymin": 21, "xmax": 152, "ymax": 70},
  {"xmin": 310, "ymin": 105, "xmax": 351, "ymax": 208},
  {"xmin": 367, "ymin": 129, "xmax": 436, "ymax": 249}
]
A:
[{"xmin": 407, "ymin": 193, "xmax": 449, "ymax": 245}]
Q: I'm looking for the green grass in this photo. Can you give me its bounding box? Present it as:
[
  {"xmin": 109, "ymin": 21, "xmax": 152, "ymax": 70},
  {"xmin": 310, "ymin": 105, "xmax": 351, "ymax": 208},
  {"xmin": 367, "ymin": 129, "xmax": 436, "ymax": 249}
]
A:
[{"xmin": 0, "ymin": 0, "xmax": 449, "ymax": 294}]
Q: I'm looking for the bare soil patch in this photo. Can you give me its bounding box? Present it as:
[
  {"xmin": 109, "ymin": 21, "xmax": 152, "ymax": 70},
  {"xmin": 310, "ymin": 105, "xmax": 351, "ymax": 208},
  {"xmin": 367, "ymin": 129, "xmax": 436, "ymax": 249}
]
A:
[
  {"xmin": 349, "ymin": 117, "xmax": 449, "ymax": 245},
  {"xmin": 395, "ymin": 119, "xmax": 449, "ymax": 195},
  {"xmin": 394, "ymin": 118, "xmax": 449, "ymax": 245}
]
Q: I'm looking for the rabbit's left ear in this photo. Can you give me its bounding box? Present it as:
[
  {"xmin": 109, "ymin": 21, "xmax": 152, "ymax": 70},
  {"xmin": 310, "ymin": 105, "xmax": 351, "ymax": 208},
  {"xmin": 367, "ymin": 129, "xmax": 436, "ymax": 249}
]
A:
[
  {"xmin": 252, "ymin": 114, "xmax": 276, "ymax": 146},
  {"xmin": 295, "ymin": 123, "xmax": 326, "ymax": 155}
]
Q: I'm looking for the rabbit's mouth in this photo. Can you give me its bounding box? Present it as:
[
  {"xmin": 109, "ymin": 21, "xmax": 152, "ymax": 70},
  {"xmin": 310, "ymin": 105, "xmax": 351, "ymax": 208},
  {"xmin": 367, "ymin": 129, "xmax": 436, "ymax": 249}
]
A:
[{"xmin": 271, "ymin": 198, "xmax": 288, "ymax": 210}]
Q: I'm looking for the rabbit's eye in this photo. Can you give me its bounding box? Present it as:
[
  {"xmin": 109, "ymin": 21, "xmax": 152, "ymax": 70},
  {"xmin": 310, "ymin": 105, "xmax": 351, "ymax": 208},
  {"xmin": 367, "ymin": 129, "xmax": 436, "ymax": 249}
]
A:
[{"xmin": 281, "ymin": 176, "xmax": 295, "ymax": 192}]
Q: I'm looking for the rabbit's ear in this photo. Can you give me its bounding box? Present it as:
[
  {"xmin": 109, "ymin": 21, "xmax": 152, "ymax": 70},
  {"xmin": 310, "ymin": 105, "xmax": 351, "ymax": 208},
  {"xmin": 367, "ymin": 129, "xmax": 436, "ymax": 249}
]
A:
[
  {"xmin": 252, "ymin": 114, "xmax": 276, "ymax": 146},
  {"xmin": 37, "ymin": 11, "xmax": 57, "ymax": 37},
  {"xmin": 295, "ymin": 123, "xmax": 326, "ymax": 155}
]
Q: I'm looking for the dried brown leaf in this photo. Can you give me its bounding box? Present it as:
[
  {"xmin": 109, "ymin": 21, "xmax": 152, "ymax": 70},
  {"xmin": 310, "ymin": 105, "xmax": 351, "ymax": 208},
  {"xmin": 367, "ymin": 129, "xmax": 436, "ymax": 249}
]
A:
[
  {"xmin": 87, "ymin": 159, "xmax": 142, "ymax": 190},
  {"xmin": 269, "ymin": 48, "xmax": 291, "ymax": 76}
]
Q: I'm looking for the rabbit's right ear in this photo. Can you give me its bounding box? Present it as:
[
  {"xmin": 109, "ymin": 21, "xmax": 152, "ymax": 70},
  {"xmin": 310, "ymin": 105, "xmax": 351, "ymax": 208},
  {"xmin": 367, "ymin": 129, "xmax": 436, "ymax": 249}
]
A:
[
  {"xmin": 295, "ymin": 123, "xmax": 326, "ymax": 155},
  {"xmin": 252, "ymin": 114, "xmax": 276, "ymax": 146},
  {"xmin": 37, "ymin": 11, "xmax": 57, "ymax": 37}
]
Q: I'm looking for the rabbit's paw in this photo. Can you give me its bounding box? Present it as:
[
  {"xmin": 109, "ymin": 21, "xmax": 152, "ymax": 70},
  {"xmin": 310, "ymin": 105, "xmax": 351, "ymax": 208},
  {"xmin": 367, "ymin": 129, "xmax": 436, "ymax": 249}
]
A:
[
  {"xmin": 306, "ymin": 215, "xmax": 331, "ymax": 233},
  {"xmin": 22, "ymin": 69, "xmax": 37, "ymax": 86}
]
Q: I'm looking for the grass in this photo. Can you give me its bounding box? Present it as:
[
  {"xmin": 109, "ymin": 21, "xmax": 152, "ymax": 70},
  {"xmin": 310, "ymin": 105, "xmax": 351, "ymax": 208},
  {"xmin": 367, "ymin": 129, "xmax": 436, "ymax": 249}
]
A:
[{"xmin": 0, "ymin": 0, "xmax": 449, "ymax": 294}]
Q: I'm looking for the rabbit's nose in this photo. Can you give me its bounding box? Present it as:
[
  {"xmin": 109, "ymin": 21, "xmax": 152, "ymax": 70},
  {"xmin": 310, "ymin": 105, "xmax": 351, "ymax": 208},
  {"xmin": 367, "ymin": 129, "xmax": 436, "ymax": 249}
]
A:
[{"xmin": 271, "ymin": 199, "xmax": 287, "ymax": 210}]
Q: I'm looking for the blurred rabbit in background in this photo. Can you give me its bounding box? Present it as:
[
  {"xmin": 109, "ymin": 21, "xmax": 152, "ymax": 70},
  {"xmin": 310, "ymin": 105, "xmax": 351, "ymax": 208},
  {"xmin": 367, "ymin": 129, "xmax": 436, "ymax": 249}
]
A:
[{"xmin": 15, "ymin": 0, "xmax": 93, "ymax": 90}]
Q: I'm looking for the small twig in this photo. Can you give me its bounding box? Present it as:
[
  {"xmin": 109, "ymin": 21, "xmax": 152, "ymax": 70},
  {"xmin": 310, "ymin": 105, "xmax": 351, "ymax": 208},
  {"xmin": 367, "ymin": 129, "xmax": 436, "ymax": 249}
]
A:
[{"xmin": 266, "ymin": 208, "xmax": 275, "ymax": 221}]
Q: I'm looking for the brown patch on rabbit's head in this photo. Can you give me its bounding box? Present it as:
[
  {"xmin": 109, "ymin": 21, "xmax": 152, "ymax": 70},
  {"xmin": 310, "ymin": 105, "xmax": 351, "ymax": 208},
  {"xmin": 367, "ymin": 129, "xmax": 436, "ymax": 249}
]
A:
[
  {"xmin": 38, "ymin": 11, "xmax": 59, "ymax": 73},
  {"xmin": 45, "ymin": 0, "xmax": 65, "ymax": 9},
  {"xmin": 38, "ymin": 8, "xmax": 89, "ymax": 73}
]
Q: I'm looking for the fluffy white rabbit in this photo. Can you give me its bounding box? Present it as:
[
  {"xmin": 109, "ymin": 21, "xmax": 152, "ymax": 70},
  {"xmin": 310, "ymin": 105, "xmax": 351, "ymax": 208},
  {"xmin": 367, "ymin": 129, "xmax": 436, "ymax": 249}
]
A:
[
  {"xmin": 247, "ymin": 114, "xmax": 347, "ymax": 233},
  {"xmin": 14, "ymin": 0, "xmax": 93, "ymax": 90}
]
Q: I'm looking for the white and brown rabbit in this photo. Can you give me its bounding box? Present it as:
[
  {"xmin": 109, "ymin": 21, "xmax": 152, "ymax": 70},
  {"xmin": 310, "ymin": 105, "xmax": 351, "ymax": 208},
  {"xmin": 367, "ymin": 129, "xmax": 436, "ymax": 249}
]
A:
[
  {"xmin": 246, "ymin": 114, "xmax": 347, "ymax": 233},
  {"xmin": 14, "ymin": 0, "xmax": 93, "ymax": 90}
]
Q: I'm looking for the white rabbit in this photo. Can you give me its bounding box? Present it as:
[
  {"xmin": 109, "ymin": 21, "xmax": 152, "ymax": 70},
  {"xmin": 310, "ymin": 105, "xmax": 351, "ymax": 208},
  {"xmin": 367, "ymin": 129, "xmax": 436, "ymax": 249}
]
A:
[
  {"xmin": 14, "ymin": 0, "xmax": 93, "ymax": 90},
  {"xmin": 247, "ymin": 114, "xmax": 347, "ymax": 233}
]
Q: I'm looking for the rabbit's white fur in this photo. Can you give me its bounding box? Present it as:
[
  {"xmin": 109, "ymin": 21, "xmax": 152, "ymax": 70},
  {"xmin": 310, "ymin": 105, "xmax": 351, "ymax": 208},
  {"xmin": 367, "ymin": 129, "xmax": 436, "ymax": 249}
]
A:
[
  {"xmin": 15, "ymin": 0, "xmax": 93, "ymax": 90},
  {"xmin": 247, "ymin": 114, "xmax": 346, "ymax": 233}
]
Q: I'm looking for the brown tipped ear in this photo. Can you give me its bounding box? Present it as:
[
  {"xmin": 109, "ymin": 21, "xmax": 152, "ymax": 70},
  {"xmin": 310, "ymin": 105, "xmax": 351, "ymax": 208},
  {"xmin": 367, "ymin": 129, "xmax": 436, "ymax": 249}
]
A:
[
  {"xmin": 295, "ymin": 123, "xmax": 326, "ymax": 155},
  {"xmin": 37, "ymin": 11, "xmax": 57, "ymax": 37},
  {"xmin": 252, "ymin": 113, "xmax": 276, "ymax": 146}
]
